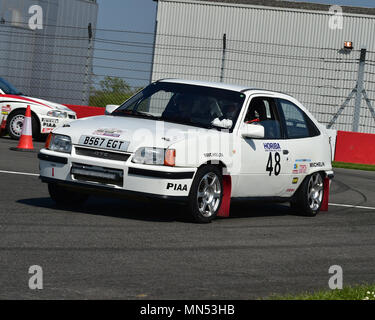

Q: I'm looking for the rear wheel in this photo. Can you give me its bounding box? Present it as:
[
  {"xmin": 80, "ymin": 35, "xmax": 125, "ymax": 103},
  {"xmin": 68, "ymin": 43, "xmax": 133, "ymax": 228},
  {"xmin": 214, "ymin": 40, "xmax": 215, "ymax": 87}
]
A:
[
  {"xmin": 6, "ymin": 109, "xmax": 40, "ymax": 140},
  {"xmin": 48, "ymin": 183, "xmax": 88, "ymax": 207},
  {"xmin": 188, "ymin": 165, "xmax": 223, "ymax": 223},
  {"xmin": 291, "ymin": 172, "xmax": 324, "ymax": 216}
]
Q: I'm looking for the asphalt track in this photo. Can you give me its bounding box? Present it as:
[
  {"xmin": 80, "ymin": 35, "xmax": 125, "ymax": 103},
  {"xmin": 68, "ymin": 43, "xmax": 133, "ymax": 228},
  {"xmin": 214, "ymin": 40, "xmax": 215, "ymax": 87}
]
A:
[{"xmin": 0, "ymin": 137, "xmax": 374, "ymax": 299}]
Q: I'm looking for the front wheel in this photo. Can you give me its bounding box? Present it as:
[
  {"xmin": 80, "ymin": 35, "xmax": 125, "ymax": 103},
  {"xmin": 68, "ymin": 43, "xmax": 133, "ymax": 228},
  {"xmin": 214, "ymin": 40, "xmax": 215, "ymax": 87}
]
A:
[
  {"xmin": 291, "ymin": 172, "xmax": 324, "ymax": 216},
  {"xmin": 48, "ymin": 183, "xmax": 89, "ymax": 208},
  {"xmin": 188, "ymin": 165, "xmax": 223, "ymax": 223},
  {"xmin": 6, "ymin": 109, "xmax": 40, "ymax": 140}
]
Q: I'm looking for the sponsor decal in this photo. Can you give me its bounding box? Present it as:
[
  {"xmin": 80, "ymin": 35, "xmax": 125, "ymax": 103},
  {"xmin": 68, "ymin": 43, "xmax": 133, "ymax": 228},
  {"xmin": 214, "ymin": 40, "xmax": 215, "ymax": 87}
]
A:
[
  {"xmin": 292, "ymin": 163, "xmax": 308, "ymax": 174},
  {"xmin": 166, "ymin": 183, "xmax": 188, "ymax": 191},
  {"xmin": 93, "ymin": 128, "xmax": 123, "ymax": 138},
  {"xmin": 286, "ymin": 188, "xmax": 295, "ymax": 193},
  {"xmin": 310, "ymin": 162, "xmax": 325, "ymax": 168},
  {"xmin": 204, "ymin": 152, "xmax": 223, "ymax": 157},
  {"xmin": 42, "ymin": 128, "xmax": 53, "ymax": 133},
  {"xmin": 298, "ymin": 164, "xmax": 308, "ymax": 174},
  {"xmin": 42, "ymin": 118, "xmax": 59, "ymax": 128},
  {"xmin": 1, "ymin": 105, "xmax": 11, "ymax": 115},
  {"xmin": 263, "ymin": 142, "xmax": 281, "ymax": 152},
  {"xmin": 292, "ymin": 177, "xmax": 299, "ymax": 184},
  {"xmin": 295, "ymin": 158, "xmax": 312, "ymax": 162},
  {"xmin": 292, "ymin": 163, "xmax": 299, "ymax": 174}
]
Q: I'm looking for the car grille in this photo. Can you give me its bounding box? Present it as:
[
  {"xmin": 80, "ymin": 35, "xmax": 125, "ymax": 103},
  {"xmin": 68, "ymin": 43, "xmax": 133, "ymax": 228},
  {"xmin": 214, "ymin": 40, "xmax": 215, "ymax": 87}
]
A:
[
  {"xmin": 71, "ymin": 163, "xmax": 123, "ymax": 187},
  {"xmin": 75, "ymin": 147, "xmax": 130, "ymax": 162}
]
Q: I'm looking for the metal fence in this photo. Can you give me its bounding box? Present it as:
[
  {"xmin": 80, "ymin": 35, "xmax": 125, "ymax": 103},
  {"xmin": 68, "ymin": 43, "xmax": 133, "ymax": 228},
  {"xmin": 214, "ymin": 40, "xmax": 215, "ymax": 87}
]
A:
[
  {"xmin": 152, "ymin": 33, "xmax": 375, "ymax": 134},
  {"xmin": 1, "ymin": 24, "xmax": 375, "ymax": 133}
]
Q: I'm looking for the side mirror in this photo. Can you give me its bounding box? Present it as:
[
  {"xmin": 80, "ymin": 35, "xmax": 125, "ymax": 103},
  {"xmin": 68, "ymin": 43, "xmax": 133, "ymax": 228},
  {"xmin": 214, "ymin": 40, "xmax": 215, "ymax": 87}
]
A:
[
  {"xmin": 105, "ymin": 104, "xmax": 119, "ymax": 115},
  {"xmin": 241, "ymin": 123, "xmax": 265, "ymax": 139}
]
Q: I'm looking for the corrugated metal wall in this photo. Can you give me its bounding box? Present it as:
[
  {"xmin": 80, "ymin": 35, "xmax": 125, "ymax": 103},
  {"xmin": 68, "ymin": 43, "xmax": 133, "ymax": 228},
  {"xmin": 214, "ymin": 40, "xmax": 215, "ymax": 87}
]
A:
[
  {"xmin": 152, "ymin": 0, "xmax": 375, "ymax": 133},
  {"xmin": 0, "ymin": 0, "xmax": 98, "ymax": 104}
]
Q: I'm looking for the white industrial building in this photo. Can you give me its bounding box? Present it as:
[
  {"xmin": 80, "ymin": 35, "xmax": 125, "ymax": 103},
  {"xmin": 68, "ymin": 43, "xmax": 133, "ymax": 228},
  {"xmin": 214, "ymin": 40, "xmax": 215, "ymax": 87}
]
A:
[
  {"xmin": 0, "ymin": 0, "xmax": 98, "ymax": 105},
  {"xmin": 151, "ymin": 0, "xmax": 375, "ymax": 133}
]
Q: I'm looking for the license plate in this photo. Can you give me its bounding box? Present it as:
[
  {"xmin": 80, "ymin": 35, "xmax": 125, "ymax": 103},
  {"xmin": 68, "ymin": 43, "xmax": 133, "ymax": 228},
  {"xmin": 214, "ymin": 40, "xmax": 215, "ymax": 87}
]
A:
[{"xmin": 79, "ymin": 135, "xmax": 129, "ymax": 152}]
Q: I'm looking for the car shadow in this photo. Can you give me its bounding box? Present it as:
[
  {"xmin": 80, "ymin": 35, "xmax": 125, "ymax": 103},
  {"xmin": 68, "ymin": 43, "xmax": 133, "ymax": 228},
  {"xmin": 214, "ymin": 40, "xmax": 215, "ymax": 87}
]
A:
[
  {"xmin": 17, "ymin": 196, "xmax": 295, "ymax": 223},
  {"xmin": 17, "ymin": 196, "xmax": 192, "ymax": 223},
  {"xmin": 227, "ymin": 202, "xmax": 293, "ymax": 219}
]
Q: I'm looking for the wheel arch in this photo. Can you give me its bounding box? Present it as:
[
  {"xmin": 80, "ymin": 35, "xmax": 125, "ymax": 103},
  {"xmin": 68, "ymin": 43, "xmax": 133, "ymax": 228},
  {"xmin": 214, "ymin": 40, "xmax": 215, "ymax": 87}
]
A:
[
  {"xmin": 195, "ymin": 160, "xmax": 232, "ymax": 218},
  {"xmin": 293, "ymin": 170, "xmax": 326, "ymax": 196},
  {"xmin": 197, "ymin": 160, "xmax": 228, "ymax": 175},
  {"xmin": 6, "ymin": 106, "xmax": 42, "ymax": 135}
]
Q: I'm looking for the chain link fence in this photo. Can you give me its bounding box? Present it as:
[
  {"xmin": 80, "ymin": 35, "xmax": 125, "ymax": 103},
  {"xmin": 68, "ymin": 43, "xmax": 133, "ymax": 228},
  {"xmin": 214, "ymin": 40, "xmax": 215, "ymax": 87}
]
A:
[
  {"xmin": 152, "ymin": 33, "xmax": 375, "ymax": 133},
  {"xmin": 1, "ymin": 23, "xmax": 374, "ymax": 133}
]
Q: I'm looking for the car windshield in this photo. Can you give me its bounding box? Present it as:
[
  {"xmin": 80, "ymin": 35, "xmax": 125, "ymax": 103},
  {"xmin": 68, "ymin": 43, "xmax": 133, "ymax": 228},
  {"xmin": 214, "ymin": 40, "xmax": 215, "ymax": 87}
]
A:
[
  {"xmin": 112, "ymin": 82, "xmax": 245, "ymax": 131},
  {"xmin": 0, "ymin": 78, "xmax": 23, "ymax": 95}
]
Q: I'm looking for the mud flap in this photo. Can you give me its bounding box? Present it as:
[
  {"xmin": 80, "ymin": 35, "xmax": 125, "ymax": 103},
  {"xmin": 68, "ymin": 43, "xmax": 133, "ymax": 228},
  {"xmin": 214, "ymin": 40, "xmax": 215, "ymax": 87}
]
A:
[
  {"xmin": 321, "ymin": 177, "xmax": 330, "ymax": 212},
  {"xmin": 0, "ymin": 119, "xmax": 6, "ymax": 136},
  {"xmin": 217, "ymin": 175, "xmax": 232, "ymax": 217}
]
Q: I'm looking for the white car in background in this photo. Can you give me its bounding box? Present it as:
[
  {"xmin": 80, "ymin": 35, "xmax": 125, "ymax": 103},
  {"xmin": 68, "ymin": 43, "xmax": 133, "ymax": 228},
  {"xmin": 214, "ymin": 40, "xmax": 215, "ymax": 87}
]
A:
[
  {"xmin": 39, "ymin": 79, "xmax": 334, "ymax": 223},
  {"xmin": 0, "ymin": 77, "xmax": 76, "ymax": 140}
]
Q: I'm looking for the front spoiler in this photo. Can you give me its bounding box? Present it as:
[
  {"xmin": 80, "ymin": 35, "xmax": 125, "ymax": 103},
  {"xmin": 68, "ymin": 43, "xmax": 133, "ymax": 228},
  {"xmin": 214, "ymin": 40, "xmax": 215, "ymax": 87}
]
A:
[{"xmin": 40, "ymin": 176, "xmax": 189, "ymax": 203}]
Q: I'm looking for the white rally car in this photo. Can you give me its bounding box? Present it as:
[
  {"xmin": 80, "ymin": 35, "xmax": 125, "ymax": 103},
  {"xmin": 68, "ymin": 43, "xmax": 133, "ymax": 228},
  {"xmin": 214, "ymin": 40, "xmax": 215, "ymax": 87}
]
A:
[
  {"xmin": 39, "ymin": 79, "xmax": 334, "ymax": 222},
  {"xmin": 0, "ymin": 77, "xmax": 77, "ymax": 139}
]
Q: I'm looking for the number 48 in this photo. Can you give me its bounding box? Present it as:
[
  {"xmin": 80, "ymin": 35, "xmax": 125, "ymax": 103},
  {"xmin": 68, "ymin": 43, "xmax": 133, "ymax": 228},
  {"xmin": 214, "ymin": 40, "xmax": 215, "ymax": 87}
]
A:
[{"xmin": 266, "ymin": 152, "xmax": 281, "ymax": 176}]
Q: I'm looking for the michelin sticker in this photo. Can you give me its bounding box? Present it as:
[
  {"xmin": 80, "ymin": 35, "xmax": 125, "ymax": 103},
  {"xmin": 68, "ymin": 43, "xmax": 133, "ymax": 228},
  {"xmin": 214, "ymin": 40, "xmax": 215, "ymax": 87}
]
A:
[{"xmin": 310, "ymin": 162, "xmax": 325, "ymax": 168}]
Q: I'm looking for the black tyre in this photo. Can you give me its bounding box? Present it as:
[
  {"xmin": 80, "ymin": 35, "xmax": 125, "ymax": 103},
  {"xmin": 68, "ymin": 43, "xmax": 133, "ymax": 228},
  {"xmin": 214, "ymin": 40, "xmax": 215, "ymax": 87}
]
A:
[
  {"xmin": 188, "ymin": 165, "xmax": 223, "ymax": 223},
  {"xmin": 48, "ymin": 183, "xmax": 89, "ymax": 207},
  {"xmin": 6, "ymin": 109, "xmax": 40, "ymax": 140},
  {"xmin": 291, "ymin": 172, "xmax": 324, "ymax": 217}
]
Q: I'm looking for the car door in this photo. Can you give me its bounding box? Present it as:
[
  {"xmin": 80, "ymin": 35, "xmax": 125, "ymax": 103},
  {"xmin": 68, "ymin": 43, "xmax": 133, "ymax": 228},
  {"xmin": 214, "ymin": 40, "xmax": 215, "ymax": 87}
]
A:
[
  {"xmin": 275, "ymin": 98, "xmax": 322, "ymax": 197},
  {"xmin": 236, "ymin": 95, "xmax": 292, "ymax": 197}
]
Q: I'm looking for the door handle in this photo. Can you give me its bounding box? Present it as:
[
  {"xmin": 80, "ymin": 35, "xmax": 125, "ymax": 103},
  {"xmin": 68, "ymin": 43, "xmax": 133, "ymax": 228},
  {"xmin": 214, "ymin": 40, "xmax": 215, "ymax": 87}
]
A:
[{"xmin": 283, "ymin": 150, "xmax": 289, "ymax": 155}]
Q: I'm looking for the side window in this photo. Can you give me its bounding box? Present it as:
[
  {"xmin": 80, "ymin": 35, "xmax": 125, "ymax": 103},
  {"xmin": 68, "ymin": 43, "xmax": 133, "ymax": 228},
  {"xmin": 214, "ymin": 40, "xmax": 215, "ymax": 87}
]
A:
[
  {"xmin": 244, "ymin": 97, "xmax": 282, "ymax": 139},
  {"xmin": 278, "ymin": 99, "xmax": 311, "ymax": 139}
]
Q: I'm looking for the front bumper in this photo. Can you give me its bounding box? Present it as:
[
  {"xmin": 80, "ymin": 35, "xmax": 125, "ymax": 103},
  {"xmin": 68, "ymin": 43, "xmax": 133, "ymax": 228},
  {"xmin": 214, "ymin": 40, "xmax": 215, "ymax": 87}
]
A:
[
  {"xmin": 40, "ymin": 113, "xmax": 76, "ymax": 134},
  {"xmin": 38, "ymin": 147, "xmax": 196, "ymax": 200}
]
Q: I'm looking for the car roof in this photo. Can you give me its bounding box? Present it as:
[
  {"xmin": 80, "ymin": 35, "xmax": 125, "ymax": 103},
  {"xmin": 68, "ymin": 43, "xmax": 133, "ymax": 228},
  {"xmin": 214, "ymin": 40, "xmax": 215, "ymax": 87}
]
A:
[
  {"xmin": 158, "ymin": 78, "xmax": 252, "ymax": 92},
  {"xmin": 157, "ymin": 78, "xmax": 292, "ymax": 97}
]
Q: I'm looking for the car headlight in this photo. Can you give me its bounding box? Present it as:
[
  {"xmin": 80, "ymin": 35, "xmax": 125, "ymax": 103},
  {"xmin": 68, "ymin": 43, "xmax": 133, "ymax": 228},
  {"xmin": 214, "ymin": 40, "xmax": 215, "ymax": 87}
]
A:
[
  {"xmin": 47, "ymin": 110, "xmax": 68, "ymax": 118},
  {"xmin": 132, "ymin": 147, "xmax": 176, "ymax": 166},
  {"xmin": 46, "ymin": 134, "xmax": 72, "ymax": 154}
]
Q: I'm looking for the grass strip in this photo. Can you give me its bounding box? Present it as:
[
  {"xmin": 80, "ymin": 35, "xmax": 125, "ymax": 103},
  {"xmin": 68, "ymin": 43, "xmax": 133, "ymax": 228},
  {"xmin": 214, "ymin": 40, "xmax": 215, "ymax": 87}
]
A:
[
  {"xmin": 332, "ymin": 161, "xmax": 375, "ymax": 171},
  {"xmin": 269, "ymin": 284, "xmax": 375, "ymax": 300}
]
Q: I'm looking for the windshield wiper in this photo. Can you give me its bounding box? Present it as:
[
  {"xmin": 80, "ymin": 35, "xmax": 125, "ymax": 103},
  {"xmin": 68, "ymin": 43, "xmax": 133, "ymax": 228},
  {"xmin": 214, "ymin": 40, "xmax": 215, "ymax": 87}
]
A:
[
  {"xmin": 131, "ymin": 110, "xmax": 160, "ymax": 119},
  {"xmin": 113, "ymin": 109, "xmax": 159, "ymax": 120},
  {"xmin": 161, "ymin": 117, "xmax": 212, "ymax": 129}
]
